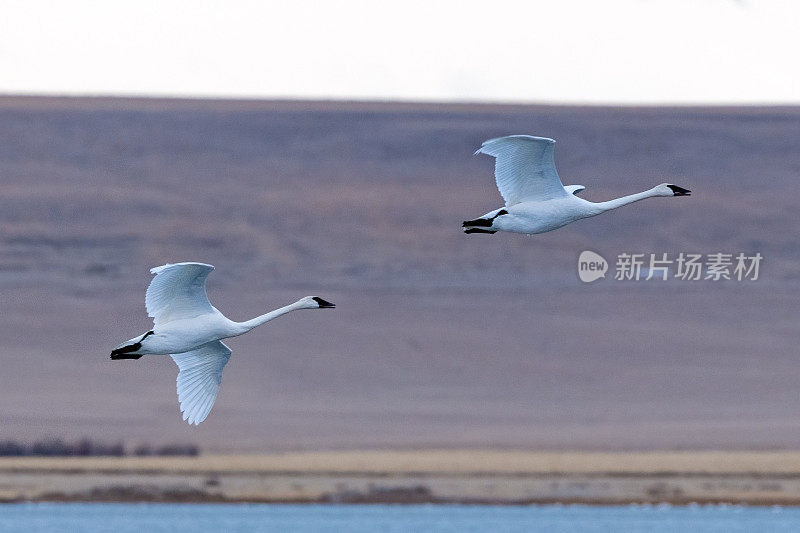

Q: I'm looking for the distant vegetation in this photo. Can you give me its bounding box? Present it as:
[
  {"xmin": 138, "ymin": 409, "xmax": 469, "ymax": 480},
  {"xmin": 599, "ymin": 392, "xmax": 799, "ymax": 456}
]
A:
[{"xmin": 0, "ymin": 439, "xmax": 199, "ymax": 457}]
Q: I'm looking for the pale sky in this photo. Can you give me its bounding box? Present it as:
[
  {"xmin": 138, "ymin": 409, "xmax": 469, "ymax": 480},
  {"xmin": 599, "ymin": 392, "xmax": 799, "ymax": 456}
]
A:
[{"xmin": 1, "ymin": 0, "xmax": 798, "ymax": 104}]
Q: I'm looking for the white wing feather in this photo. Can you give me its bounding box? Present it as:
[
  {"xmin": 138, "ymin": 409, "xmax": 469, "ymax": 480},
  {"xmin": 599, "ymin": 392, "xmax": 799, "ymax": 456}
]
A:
[
  {"xmin": 171, "ymin": 340, "xmax": 232, "ymax": 425},
  {"xmin": 145, "ymin": 262, "xmax": 216, "ymax": 326},
  {"xmin": 475, "ymin": 135, "xmax": 568, "ymax": 205},
  {"xmin": 564, "ymin": 184, "xmax": 586, "ymax": 196}
]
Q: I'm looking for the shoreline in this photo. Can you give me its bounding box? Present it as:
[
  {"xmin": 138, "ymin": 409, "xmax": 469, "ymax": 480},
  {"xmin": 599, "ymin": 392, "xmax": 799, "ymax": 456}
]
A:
[{"xmin": 5, "ymin": 451, "xmax": 800, "ymax": 505}]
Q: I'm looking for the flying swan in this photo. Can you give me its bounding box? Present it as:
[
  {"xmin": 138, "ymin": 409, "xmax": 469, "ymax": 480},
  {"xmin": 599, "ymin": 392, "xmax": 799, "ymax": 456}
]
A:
[
  {"xmin": 110, "ymin": 262, "xmax": 335, "ymax": 425},
  {"xmin": 463, "ymin": 135, "xmax": 690, "ymax": 235}
]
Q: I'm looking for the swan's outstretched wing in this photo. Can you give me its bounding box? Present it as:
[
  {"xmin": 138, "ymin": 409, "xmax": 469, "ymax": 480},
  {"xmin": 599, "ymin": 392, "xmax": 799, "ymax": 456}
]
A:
[
  {"xmin": 145, "ymin": 262, "xmax": 216, "ymax": 326},
  {"xmin": 475, "ymin": 135, "xmax": 568, "ymax": 205},
  {"xmin": 171, "ymin": 340, "xmax": 232, "ymax": 425}
]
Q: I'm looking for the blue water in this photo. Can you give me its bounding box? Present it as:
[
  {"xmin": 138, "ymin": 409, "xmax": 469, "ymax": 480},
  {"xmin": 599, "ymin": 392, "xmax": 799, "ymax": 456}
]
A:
[{"xmin": 0, "ymin": 503, "xmax": 798, "ymax": 532}]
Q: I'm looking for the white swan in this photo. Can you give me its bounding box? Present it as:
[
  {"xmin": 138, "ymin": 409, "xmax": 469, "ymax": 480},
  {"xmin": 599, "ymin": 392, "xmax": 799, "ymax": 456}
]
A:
[
  {"xmin": 110, "ymin": 262, "xmax": 335, "ymax": 425},
  {"xmin": 463, "ymin": 135, "xmax": 690, "ymax": 235}
]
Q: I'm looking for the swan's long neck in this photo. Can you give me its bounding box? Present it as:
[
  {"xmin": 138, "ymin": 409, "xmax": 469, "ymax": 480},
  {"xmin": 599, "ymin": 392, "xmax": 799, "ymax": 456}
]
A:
[
  {"xmin": 590, "ymin": 187, "xmax": 659, "ymax": 212},
  {"xmin": 237, "ymin": 300, "xmax": 306, "ymax": 332}
]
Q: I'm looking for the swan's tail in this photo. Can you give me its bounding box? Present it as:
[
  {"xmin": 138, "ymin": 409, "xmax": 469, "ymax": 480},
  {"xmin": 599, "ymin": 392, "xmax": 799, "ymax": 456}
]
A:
[{"xmin": 110, "ymin": 331, "xmax": 154, "ymax": 360}]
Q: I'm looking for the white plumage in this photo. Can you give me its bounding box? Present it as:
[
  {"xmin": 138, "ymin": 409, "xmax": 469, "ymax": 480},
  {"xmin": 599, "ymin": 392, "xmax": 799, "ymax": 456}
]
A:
[
  {"xmin": 171, "ymin": 341, "xmax": 231, "ymax": 425},
  {"xmin": 111, "ymin": 262, "xmax": 335, "ymax": 425},
  {"xmin": 146, "ymin": 263, "xmax": 216, "ymax": 326},
  {"xmin": 464, "ymin": 135, "xmax": 691, "ymax": 235},
  {"xmin": 476, "ymin": 135, "xmax": 568, "ymax": 204}
]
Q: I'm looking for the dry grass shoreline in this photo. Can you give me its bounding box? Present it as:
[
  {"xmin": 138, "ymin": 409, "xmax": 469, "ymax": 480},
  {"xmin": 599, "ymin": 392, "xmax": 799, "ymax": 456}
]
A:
[{"xmin": 4, "ymin": 451, "xmax": 800, "ymax": 505}]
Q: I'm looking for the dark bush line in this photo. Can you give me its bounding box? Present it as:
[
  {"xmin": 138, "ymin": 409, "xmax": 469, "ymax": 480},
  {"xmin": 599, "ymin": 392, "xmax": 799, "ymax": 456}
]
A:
[
  {"xmin": 0, "ymin": 439, "xmax": 199, "ymax": 457},
  {"xmin": 132, "ymin": 444, "xmax": 200, "ymax": 457}
]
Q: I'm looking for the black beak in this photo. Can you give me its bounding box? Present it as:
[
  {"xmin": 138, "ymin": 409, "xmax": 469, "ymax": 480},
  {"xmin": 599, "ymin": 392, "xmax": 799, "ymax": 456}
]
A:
[
  {"xmin": 667, "ymin": 184, "xmax": 691, "ymax": 196},
  {"xmin": 312, "ymin": 297, "xmax": 336, "ymax": 309}
]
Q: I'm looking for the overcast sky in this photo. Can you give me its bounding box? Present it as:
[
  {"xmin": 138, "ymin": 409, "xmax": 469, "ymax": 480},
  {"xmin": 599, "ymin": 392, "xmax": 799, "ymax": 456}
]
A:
[{"xmin": 1, "ymin": 0, "xmax": 797, "ymax": 104}]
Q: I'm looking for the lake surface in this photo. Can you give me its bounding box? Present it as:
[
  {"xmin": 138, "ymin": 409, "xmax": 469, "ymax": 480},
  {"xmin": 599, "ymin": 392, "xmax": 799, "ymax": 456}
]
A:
[{"xmin": 0, "ymin": 503, "xmax": 798, "ymax": 532}]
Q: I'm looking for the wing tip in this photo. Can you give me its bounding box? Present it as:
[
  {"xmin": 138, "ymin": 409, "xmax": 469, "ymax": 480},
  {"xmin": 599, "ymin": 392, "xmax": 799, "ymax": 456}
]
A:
[
  {"xmin": 182, "ymin": 409, "xmax": 206, "ymax": 426},
  {"xmin": 564, "ymin": 184, "xmax": 586, "ymax": 196},
  {"xmin": 505, "ymin": 134, "xmax": 555, "ymax": 144},
  {"xmin": 477, "ymin": 135, "xmax": 556, "ymax": 154},
  {"xmin": 180, "ymin": 405, "xmax": 202, "ymax": 426},
  {"xmin": 150, "ymin": 262, "xmax": 215, "ymax": 275}
]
